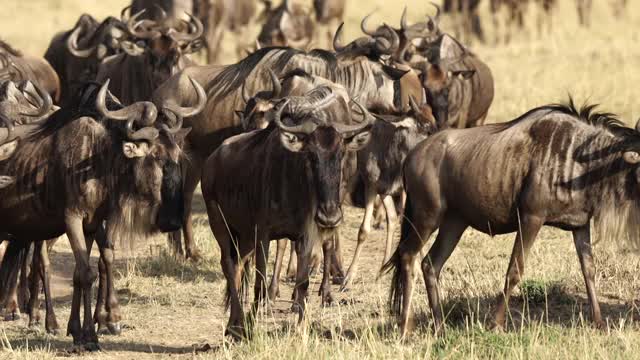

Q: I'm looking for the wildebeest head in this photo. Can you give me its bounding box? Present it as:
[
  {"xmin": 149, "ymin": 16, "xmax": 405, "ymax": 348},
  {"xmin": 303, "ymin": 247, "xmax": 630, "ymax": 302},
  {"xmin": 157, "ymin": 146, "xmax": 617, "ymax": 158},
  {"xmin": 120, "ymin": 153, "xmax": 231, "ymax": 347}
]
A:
[
  {"xmin": 238, "ymin": 70, "xmax": 283, "ymax": 130},
  {"xmin": 413, "ymin": 59, "xmax": 475, "ymax": 127},
  {"xmin": 96, "ymin": 76, "xmax": 205, "ymax": 232},
  {"xmin": 123, "ymin": 8, "xmax": 203, "ymax": 85},
  {"xmin": 270, "ymin": 87, "xmax": 373, "ymax": 227},
  {"xmin": 0, "ymin": 80, "xmax": 56, "ymax": 125},
  {"xmin": 66, "ymin": 14, "xmax": 129, "ymax": 61},
  {"xmin": 257, "ymin": 0, "xmax": 315, "ymax": 48}
]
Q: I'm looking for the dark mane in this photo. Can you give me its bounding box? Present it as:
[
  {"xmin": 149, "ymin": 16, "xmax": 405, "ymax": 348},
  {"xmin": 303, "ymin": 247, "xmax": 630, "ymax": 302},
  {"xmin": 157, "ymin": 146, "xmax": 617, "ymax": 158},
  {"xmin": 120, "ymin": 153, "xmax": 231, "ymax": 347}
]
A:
[
  {"xmin": 29, "ymin": 82, "xmax": 124, "ymax": 141},
  {"xmin": 0, "ymin": 39, "xmax": 22, "ymax": 57},
  {"xmin": 207, "ymin": 47, "xmax": 340, "ymax": 101},
  {"xmin": 498, "ymin": 97, "xmax": 638, "ymax": 140}
]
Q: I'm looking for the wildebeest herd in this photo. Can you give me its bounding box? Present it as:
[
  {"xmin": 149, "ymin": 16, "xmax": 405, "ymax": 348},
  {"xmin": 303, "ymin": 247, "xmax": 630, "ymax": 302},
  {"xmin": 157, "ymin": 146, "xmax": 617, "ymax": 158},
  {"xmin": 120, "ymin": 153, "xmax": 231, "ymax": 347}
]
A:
[{"xmin": 0, "ymin": 0, "xmax": 636, "ymax": 351}]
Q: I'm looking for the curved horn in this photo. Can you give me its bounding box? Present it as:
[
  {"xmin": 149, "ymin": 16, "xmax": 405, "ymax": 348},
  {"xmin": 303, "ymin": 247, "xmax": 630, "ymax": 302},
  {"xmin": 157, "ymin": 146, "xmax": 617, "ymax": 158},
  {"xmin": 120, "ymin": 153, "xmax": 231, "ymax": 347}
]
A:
[
  {"xmin": 409, "ymin": 95, "xmax": 421, "ymax": 114},
  {"xmin": 426, "ymin": 1, "xmax": 441, "ymax": 31},
  {"xmin": 241, "ymin": 81, "xmax": 251, "ymax": 104},
  {"xmin": 153, "ymin": 3, "xmax": 168, "ymax": 20},
  {"xmin": 127, "ymin": 9, "xmax": 161, "ymax": 39},
  {"xmin": 168, "ymin": 13, "xmax": 204, "ymax": 43},
  {"xmin": 431, "ymin": 1, "xmax": 441, "ymax": 22},
  {"xmin": 401, "ymin": 6, "xmax": 409, "ymax": 31},
  {"xmin": 255, "ymin": 40, "xmax": 262, "ymax": 50},
  {"xmin": 361, "ymin": 12, "xmax": 377, "ymax": 36},
  {"xmin": 19, "ymin": 82, "xmax": 53, "ymax": 118},
  {"xmin": 332, "ymin": 22, "xmax": 346, "ymax": 52},
  {"xmin": 377, "ymin": 23, "xmax": 400, "ymax": 53},
  {"xmin": 162, "ymin": 77, "xmax": 207, "ymax": 121},
  {"xmin": 334, "ymin": 100, "xmax": 374, "ymax": 136},
  {"xmin": 120, "ymin": 5, "xmax": 131, "ymax": 22},
  {"xmin": 96, "ymin": 79, "xmax": 158, "ymax": 126},
  {"xmin": 274, "ymin": 99, "xmax": 318, "ymax": 134},
  {"xmin": 268, "ymin": 69, "xmax": 282, "ymax": 98},
  {"xmin": 66, "ymin": 25, "xmax": 96, "ymax": 58}
]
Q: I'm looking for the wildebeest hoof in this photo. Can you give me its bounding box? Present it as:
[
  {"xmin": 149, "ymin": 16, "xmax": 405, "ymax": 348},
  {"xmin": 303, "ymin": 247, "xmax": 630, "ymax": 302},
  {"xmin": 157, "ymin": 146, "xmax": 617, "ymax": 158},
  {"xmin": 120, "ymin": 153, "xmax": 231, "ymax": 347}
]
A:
[
  {"xmin": 331, "ymin": 274, "xmax": 345, "ymax": 285},
  {"xmin": 107, "ymin": 322, "xmax": 122, "ymax": 335},
  {"xmin": 290, "ymin": 302, "xmax": 304, "ymax": 314},
  {"xmin": 594, "ymin": 320, "xmax": 607, "ymax": 331},
  {"xmin": 83, "ymin": 341, "xmax": 101, "ymax": 352},
  {"xmin": 4, "ymin": 311, "xmax": 20, "ymax": 321},
  {"xmin": 267, "ymin": 288, "xmax": 280, "ymax": 301},
  {"xmin": 186, "ymin": 249, "xmax": 202, "ymax": 262},
  {"xmin": 321, "ymin": 294, "xmax": 334, "ymax": 308},
  {"xmin": 46, "ymin": 327, "xmax": 60, "ymax": 336},
  {"xmin": 224, "ymin": 326, "xmax": 246, "ymax": 341}
]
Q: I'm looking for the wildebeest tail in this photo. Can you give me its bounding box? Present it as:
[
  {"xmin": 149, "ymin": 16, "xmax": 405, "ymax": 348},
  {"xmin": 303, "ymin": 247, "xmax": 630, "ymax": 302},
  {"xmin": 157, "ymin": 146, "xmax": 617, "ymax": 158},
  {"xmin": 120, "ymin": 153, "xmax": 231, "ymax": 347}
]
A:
[
  {"xmin": 0, "ymin": 241, "xmax": 30, "ymax": 306},
  {"xmin": 380, "ymin": 196, "xmax": 415, "ymax": 316}
]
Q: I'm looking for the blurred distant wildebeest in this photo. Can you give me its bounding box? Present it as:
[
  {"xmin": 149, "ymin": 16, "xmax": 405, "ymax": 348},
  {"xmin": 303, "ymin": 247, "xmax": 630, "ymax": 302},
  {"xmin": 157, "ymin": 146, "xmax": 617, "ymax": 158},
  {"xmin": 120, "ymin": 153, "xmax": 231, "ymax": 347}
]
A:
[
  {"xmin": 576, "ymin": 0, "xmax": 592, "ymax": 26},
  {"xmin": 442, "ymin": 0, "xmax": 484, "ymax": 43},
  {"xmin": 0, "ymin": 78, "xmax": 201, "ymax": 349},
  {"xmin": 131, "ymin": 0, "xmax": 194, "ymax": 23},
  {"xmin": 257, "ymin": 0, "xmax": 314, "ymax": 49},
  {"xmin": 194, "ymin": 0, "xmax": 256, "ymax": 63},
  {"xmin": 153, "ymin": 45, "xmax": 424, "ymax": 261},
  {"xmin": 0, "ymin": 41, "xmax": 59, "ymax": 102},
  {"xmin": 385, "ymin": 100, "xmax": 640, "ymax": 337},
  {"xmin": 313, "ymin": 0, "xmax": 346, "ymax": 47},
  {"xmin": 44, "ymin": 14, "xmax": 130, "ymax": 107},
  {"xmin": 96, "ymin": 8, "xmax": 203, "ymax": 104},
  {"xmin": 202, "ymin": 86, "xmax": 374, "ymax": 338}
]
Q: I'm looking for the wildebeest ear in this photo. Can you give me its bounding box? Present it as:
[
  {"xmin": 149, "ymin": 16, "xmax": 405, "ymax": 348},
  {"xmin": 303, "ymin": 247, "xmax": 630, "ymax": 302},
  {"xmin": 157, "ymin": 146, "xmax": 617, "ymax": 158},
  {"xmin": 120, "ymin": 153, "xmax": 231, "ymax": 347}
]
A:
[
  {"xmin": 452, "ymin": 70, "xmax": 475, "ymax": 80},
  {"xmin": 345, "ymin": 131, "xmax": 371, "ymax": 151},
  {"xmin": 0, "ymin": 175, "xmax": 14, "ymax": 189},
  {"xmin": 122, "ymin": 141, "xmax": 151, "ymax": 158},
  {"xmin": 623, "ymin": 151, "xmax": 640, "ymax": 165},
  {"xmin": 279, "ymin": 131, "xmax": 305, "ymax": 152},
  {"xmin": 382, "ymin": 65, "xmax": 410, "ymax": 80},
  {"xmin": 0, "ymin": 139, "xmax": 18, "ymax": 161}
]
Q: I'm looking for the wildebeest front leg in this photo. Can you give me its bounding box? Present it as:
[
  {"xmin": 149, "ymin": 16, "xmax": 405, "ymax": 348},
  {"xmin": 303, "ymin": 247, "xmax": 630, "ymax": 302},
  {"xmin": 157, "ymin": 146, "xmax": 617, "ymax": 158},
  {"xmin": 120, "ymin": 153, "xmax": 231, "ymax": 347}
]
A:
[
  {"xmin": 341, "ymin": 186, "xmax": 376, "ymax": 291},
  {"xmin": 182, "ymin": 156, "xmax": 204, "ymax": 261},
  {"xmin": 493, "ymin": 214, "xmax": 542, "ymax": 331},
  {"xmin": 253, "ymin": 238, "xmax": 270, "ymax": 312},
  {"xmin": 96, "ymin": 225, "xmax": 121, "ymax": 335},
  {"xmin": 382, "ymin": 195, "xmax": 399, "ymax": 265},
  {"xmin": 27, "ymin": 241, "xmax": 44, "ymax": 328},
  {"xmin": 319, "ymin": 234, "xmax": 334, "ymax": 307},
  {"xmin": 39, "ymin": 241, "xmax": 59, "ymax": 334},
  {"xmin": 65, "ymin": 215, "xmax": 98, "ymax": 349},
  {"xmin": 292, "ymin": 238, "xmax": 312, "ymax": 322},
  {"xmin": 421, "ymin": 216, "xmax": 468, "ymax": 336},
  {"xmin": 573, "ymin": 226, "xmax": 604, "ymax": 329},
  {"xmin": 268, "ymin": 239, "xmax": 288, "ymax": 301},
  {"xmin": 285, "ymin": 243, "xmax": 297, "ymax": 281}
]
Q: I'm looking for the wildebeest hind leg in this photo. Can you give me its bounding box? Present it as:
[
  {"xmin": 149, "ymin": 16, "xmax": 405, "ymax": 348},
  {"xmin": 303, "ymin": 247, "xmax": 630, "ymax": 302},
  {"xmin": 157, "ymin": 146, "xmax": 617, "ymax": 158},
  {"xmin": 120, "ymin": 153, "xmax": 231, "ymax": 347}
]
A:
[
  {"xmin": 421, "ymin": 215, "xmax": 468, "ymax": 336},
  {"xmin": 492, "ymin": 214, "xmax": 543, "ymax": 331},
  {"xmin": 96, "ymin": 225, "xmax": 121, "ymax": 335},
  {"xmin": 382, "ymin": 195, "xmax": 399, "ymax": 266},
  {"xmin": 183, "ymin": 157, "xmax": 204, "ymax": 261},
  {"xmin": 206, "ymin": 200, "xmax": 246, "ymax": 339},
  {"xmin": 572, "ymin": 226, "xmax": 604, "ymax": 329},
  {"xmin": 27, "ymin": 241, "xmax": 43, "ymax": 328},
  {"xmin": 39, "ymin": 241, "xmax": 59, "ymax": 334}
]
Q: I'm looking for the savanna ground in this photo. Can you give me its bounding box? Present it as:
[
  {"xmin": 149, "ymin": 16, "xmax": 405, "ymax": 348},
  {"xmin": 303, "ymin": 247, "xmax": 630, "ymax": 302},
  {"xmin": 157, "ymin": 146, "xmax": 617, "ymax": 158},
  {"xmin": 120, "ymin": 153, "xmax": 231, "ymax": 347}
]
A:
[{"xmin": 2, "ymin": 0, "xmax": 640, "ymax": 358}]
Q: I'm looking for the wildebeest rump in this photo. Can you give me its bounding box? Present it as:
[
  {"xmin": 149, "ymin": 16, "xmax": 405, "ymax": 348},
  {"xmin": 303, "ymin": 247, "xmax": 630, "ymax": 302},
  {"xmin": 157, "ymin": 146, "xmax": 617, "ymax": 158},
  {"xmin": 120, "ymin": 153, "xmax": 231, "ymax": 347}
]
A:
[
  {"xmin": 384, "ymin": 100, "xmax": 640, "ymax": 337},
  {"xmin": 202, "ymin": 86, "xmax": 374, "ymax": 338}
]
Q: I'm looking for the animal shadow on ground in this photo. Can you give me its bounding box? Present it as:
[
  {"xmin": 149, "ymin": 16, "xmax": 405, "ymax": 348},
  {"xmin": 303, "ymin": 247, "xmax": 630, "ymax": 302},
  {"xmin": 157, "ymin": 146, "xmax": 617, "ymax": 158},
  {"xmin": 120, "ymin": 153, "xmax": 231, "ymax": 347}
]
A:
[{"xmin": 411, "ymin": 283, "xmax": 640, "ymax": 334}]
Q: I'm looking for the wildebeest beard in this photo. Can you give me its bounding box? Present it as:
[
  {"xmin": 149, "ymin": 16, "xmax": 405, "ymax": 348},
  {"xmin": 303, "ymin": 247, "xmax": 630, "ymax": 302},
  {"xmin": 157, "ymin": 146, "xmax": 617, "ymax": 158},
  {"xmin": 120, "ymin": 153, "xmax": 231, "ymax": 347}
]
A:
[{"xmin": 1, "ymin": 83, "xmax": 183, "ymax": 251}]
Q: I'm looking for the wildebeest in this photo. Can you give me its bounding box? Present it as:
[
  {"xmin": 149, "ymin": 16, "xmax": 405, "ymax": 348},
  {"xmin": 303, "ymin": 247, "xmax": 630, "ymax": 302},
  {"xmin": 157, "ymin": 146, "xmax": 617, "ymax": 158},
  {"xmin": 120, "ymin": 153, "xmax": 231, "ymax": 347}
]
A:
[
  {"xmin": 152, "ymin": 46, "xmax": 424, "ymax": 260},
  {"xmin": 202, "ymin": 85, "xmax": 374, "ymax": 338},
  {"xmin": 340, "ymin": 96, "xmax": 438, "ymax": 289},
  {"xmin": 576, "ymin": 0, "xmax": 592, "ymax": 26},
  {"xmin": 0, "ymin": 40, "xmax": 59, "ymax": 102},
  {"xmin": 195, "ymin": 0, "xmax": 257, "ymax": 63},
  {"xmin": 384, "ymin": 100, "xmax": 640, "ymax": 337},
  {"xmin": 44, "ymin": 14, "xmax": 130, "ymax": 107},
  {"xmin": 131, "ymin": 0, "xmax": 194, "ymax": 23},
  {"xmin": 96, "ymin": 8, "xmax": 203, "ymax": 105},
  {"xmin": 0, "ymin": 77, "xmax": 204, "ymax": 348},
  {"xmin": 313, "ymin": 0, "xmax": 346, "ymax": 47},
  {"xmin": 257, "ymin": 0, "xmax": 314, "ymax": 49},
  {"xmin": 442, "ymin": 0, "xmax": 484, "ymax": 43}
]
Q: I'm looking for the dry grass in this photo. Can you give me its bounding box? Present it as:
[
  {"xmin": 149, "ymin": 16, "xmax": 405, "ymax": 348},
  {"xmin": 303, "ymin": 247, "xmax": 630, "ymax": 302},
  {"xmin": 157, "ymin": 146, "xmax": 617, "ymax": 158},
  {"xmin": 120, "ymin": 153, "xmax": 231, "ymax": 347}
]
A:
[{"xmin": 2, "ymin": 0, "xmax": 640, "ymax": 359}]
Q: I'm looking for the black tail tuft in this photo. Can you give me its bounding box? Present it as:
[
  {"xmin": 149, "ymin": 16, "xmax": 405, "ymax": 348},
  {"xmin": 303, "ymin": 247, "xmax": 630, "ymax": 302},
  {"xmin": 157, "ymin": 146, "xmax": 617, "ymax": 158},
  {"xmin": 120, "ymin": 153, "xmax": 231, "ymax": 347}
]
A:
[
  {"xmin": 381, "ymin": 196, "xmax": 416, "ymax": 316},
  {"xmin": 0, "ymin": 241, "xmax": 30, "ymax": 306}
]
